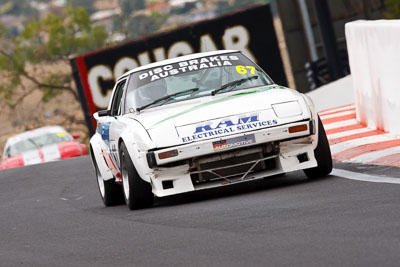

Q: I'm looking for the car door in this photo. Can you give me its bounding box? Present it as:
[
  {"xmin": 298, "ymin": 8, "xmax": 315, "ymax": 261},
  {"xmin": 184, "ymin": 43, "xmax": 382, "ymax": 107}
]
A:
[
  {"xmin": 98, "ymin": 79, "xmax": 126, "ymax": 178},
  {"xmin": 108, "ymin": 79, "xmax": 127, "ymax": 175}
]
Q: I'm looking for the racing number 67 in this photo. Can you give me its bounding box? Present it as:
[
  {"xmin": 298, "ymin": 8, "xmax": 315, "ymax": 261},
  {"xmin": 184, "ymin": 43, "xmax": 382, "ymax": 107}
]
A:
[{"xmin": 236, "ymin": 65, "xmax": 255, "ymax": 75}]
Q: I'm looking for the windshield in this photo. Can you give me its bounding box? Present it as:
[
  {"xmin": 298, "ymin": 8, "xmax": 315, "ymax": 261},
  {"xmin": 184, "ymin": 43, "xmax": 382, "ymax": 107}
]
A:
[
  {"xmin": 4, "ymin": 132, "xmax": 72, "ymax": 158},
  {"xmin": 125, "ymin": 52, "xmax": 274, "ymax": 112}
]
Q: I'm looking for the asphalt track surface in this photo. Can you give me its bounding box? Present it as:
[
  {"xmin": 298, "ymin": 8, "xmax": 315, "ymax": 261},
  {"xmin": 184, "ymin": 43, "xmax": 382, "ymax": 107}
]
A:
[{"xmin": 1, "ymin": 156, "xmax": 399, "ymax": 267}]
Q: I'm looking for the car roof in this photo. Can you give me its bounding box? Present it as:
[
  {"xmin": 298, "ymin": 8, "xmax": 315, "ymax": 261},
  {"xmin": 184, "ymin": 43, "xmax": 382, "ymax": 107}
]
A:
[
  {"xmin": 118, "ymin": 49, "xmax": 240, "ymax": 81},
  {"xmin": 6, "ymin": 126, "xmax": 68, "ymax": 146}
]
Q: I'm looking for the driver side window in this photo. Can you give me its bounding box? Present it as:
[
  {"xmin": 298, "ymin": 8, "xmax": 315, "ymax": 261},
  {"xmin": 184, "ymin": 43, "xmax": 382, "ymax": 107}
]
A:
[
  {"xmin": 110, "ymin": 80, "xmax": 126, "ymax": 116},
  {"xmin": 4, "ymin": 146, "xmax": 10, "ymax": 158}
]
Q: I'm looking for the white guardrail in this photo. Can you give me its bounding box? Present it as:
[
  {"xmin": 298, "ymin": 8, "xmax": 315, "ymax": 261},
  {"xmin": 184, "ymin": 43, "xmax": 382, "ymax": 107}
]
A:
[{"xmin": 346, "ymin": 20, "xmax": 400, "ymax": 136}]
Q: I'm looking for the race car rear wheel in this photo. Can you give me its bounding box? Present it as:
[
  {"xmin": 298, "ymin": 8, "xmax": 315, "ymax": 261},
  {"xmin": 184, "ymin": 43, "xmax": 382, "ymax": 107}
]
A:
[
  {"xmin": 120, "ymin": 142, "xmax": 154, "ymax": 210},
  {"xmin": 91, "ymin": 149, "xmax": 124, "ymax": 206},
  {"xmin": 304, "ymin": 116, "xmax": 332, "ymax": 179}
]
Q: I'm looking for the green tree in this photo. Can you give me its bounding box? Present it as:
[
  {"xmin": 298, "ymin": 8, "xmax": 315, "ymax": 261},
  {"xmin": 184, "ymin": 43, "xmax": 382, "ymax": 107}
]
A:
[
  {"xmin": 0, "ymin": 1, "xmax": 37, "ymax": 17},
  {"xmin": 120, "ymin": 0, "xmax": 146, "ymax": 14},
  {"xmin": 0, "ymin": 6, "xmax": 107, "ymax": 104},
  {"xmin": 0, "ymin": 6, "xmax": 107, "ymax": 133},
  {"xmin": 385, "ymin": 0, "xmax": 400, "ymax": 18},
  {"xmin": 126, "ymin": 11, "xmax": 167, "ymax": 39},
  {"xmin": 114, "ymin": 0, "xmax": 150, "ymax": 39},
  {"xmin": 232, "ymin": 0, "xmax": 269, "ymax": 9},
  {"xmin": 66, "ymin": 0, "xmax": 96, "ymax": 15}
]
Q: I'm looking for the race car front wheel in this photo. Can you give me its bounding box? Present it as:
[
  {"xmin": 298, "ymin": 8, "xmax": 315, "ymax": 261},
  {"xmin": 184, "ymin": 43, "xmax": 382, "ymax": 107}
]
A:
[
  {"xmin": 303, "ymin": 116, "xmax": 333, "ymax": 179},
  {"xmin": 91, "ymin": 148, "xmax": 124, "ymax": 206},
  {"xmin": 120, "ymin": 142, "xmax": 154, "ymax": 210}
]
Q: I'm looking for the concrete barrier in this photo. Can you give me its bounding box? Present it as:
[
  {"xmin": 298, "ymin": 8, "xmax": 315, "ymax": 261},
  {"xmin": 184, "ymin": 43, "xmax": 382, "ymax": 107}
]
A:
[{"xmin": 346, "ymin": 20, "xmax": 400, "ymax": 136}]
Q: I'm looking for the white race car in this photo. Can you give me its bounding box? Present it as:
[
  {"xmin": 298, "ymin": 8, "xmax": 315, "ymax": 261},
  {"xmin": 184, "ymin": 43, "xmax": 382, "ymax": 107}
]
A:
[
  {"xmin": 1, "ymin": 126, "xmax": 87, "ymax": 170},
  {"xmin": 90, "ymin": 50, "xmax": 332, "ymax": 209}
]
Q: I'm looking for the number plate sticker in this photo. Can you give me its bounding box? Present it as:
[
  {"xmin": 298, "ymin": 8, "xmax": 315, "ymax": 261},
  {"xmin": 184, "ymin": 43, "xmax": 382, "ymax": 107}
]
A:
[{"xmin": 212, "ymin": 134, "xmax": 256, "ymax": 152}]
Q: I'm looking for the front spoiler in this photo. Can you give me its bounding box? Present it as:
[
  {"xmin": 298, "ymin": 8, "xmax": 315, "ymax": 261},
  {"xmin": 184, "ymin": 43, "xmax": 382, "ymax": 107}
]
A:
[{"xmin": 148, "ymin": 135, "xmax": 317, "ymax": 197}]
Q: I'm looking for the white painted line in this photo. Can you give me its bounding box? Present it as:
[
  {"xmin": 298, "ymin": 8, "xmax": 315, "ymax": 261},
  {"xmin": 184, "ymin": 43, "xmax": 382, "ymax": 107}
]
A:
[
  {"xmin": 319, "ymin": 105, "xmax": 355, "ymax": 115},
  {"xmin": 351, "ymin": 146, "xmax": 400, "ymax": 163},
  {"xmin": 332, "ymin": 168, "xmax": 400, "ymax": 184},
  {"xmin": 319, "ymin": 110, "xmax": 355, "ymax": 120},
  {"xmin": 319, "ymin": 104, "xmax": 355, "ymax": 116},
  {"xmin": 327, "ymin": 127, "xmax": 369, "ymax": 139},
  {"xmin": 330, "ymin": 133, "xmax": 396, "ymax": 155},
  {"xmin": 324, "ymin": 119, "xmax": 358, "ymax": 130}
]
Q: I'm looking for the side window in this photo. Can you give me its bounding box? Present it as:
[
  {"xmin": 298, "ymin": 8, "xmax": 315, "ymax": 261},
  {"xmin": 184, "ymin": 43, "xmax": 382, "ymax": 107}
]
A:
[
  {"xmin": 4, "ymin": 146, "xmax": 10, "ymax": 158},
  {"xmin": 110, "ymin": 80, "xmax": 126, "ymax": 116}
]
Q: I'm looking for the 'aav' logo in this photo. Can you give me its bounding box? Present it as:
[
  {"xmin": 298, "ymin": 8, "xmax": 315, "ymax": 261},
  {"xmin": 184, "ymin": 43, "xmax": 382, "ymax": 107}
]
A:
[{"xmin": 194, "ymin": 114, "xmax": 259, "ymax": 133}]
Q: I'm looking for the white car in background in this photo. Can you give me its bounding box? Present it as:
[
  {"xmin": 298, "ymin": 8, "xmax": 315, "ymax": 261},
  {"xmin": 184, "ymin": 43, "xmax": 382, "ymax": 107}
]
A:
[
  {"xmin": 0, "ymin": 126, "xmax": 87, "ymax": 170},
  {"xmin": 90, "ymin": 50, "xmax": 332, "ymax": 210}
]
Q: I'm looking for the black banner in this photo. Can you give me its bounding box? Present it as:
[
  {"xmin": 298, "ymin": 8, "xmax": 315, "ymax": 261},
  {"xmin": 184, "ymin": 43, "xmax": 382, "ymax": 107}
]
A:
[{"xmin": 70, "ymin": 4, "xmax": 286, "ymax": 134}]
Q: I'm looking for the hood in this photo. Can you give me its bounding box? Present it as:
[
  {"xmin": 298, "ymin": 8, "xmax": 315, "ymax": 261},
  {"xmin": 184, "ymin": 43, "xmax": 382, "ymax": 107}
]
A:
[{"xmin": 134, "ymin": 86, "xmax": 310, "ymax": 148}]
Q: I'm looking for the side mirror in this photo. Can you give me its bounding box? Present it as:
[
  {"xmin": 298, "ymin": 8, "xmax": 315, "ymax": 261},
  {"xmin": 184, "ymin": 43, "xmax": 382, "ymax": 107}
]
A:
[
  {"xmin": 72, "ymin": 133, "xmax": 80, "ymax": 139},
  {"xmin": 98, "ymin": 110, "xmax": 110, "ymax": 117}
]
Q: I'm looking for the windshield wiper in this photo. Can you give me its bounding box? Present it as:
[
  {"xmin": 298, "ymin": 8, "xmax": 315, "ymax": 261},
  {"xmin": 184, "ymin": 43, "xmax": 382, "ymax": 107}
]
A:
[
  {"xmin": 137, "ymin": 87, "xmax": 199, "ymax": 112},
  {"xmin": 211, "ymin": 76, "xmax": 258, "ymax": 96}
]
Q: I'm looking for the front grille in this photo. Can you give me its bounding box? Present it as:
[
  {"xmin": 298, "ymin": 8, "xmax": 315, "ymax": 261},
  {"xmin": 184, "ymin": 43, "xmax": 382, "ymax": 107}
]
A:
[{"xmin": 190, "ymin": 142, "xmax": 279, "ymax": 185}]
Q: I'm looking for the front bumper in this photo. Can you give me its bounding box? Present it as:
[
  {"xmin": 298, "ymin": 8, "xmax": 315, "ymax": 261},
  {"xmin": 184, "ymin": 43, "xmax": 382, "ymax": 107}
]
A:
[{"xmin": 147, "ymin": 120, "xmax": 317, "ymax": 197}]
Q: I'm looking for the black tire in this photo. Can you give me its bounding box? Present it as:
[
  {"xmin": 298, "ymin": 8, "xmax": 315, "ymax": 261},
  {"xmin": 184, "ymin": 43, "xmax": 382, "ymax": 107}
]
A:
[
  {"xmin": 91, "ymin": 149, "xmax": 125, "ymax": 206},
  {"xmin": 120, "ymin": 142, "xmax": 154, "ymax": 210},
  {"xmin": 304, "ymin": 116, "xmax": 333, "ymax": 179}
]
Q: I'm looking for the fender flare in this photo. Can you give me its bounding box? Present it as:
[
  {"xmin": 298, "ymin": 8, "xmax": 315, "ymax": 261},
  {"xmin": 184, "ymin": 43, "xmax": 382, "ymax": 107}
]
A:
[
  {"xmin": 118, "ymin": 132, "xmax": 153, "ymax": 184},
  {"xmin": 301, "ymin": 93, "xmax": 319, "ymax": 149}
]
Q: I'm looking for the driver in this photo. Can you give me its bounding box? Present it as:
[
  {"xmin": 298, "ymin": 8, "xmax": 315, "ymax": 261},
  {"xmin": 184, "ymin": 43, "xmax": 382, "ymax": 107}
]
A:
[{"xmin": 137, "ymin": 79, "xmax": 168, "ymax": 107}]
